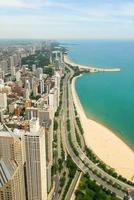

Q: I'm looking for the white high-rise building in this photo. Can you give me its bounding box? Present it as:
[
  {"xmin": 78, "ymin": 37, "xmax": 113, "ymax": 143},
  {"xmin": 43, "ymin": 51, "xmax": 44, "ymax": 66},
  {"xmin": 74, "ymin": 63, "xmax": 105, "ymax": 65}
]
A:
[
  {"xmin": 38, "ymin": 106, "xmax": 53, "ymax": 192},
  {"xmin": 13, "ymin": 54, "xmax": 19, "ymax": 67},
  {"xmin": 0, "ymin": 70, "xmax": 5, "ymax": 79},
  {"xmin": 0, "ymin": 60, "xmax": 8, "ymax": 74},
  {"xmin": 16, "ymin": 70, "xmax": 21, "ymax": 82},
  {"xmin": 49, "ymin": 88, "xmax": 58, "ymax": 117},
  {"xmin": 32, "ymin": 64, "xmax": 36, "ymax": 72},
  {"xmin": 55, "ymin": 71, "xmax": 61, "ymax": 107},
  {"xmin": 22, "ymin": 119, "xmax": 48, "ymax": 200},
  {"xmin": 52, "ymin": 50, "xmax": 62, "ymax": 63},
  {"xmin": 36, "ymin": 68, "xmax": 43, "ymax": 78},
  {"xmin": 25, "ymin": 80, "xmax": 31, "ymax": 99},
  {"xmin": 33, "ymin": 81, "xmax": 38, "ymax": 97},
  {"xmin": 9, "ymin": 56, "xmax": 14, "ymax": 67},
  {"xmin": 9, "ymin": 56, "xmax": 16, "ymax": 78},
  {"xmin": 0, "ymin": 93, "xmax": 7, "ymax": 109},
  {"xmin": 0, "ymin": 80, "xmax": 4, "ymax": 92},
  {"xmin": 39, "ymin": 79, "xmax": 45, "ymax": 94},
  {"xmin": 25, "ymin": 79, "xmax": 31, "ymax": 92}
]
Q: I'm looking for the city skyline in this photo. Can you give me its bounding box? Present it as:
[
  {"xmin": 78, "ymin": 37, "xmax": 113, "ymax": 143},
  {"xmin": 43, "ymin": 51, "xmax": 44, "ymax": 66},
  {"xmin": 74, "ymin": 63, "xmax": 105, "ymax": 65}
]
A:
[
  {"xmin": 0, "ymin": 0, "xmax": 134, "ymax": 39},
  {"xmin": 0, "ymin": 38, "xmax": 134, "ymax": 200}
]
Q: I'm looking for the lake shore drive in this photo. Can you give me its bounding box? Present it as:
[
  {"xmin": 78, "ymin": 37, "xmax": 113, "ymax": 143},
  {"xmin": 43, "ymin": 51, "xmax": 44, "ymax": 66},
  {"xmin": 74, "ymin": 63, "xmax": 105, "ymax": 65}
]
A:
[{"xmin": 67, "ymin": 55, "xmax": 134, "ymax": 181}]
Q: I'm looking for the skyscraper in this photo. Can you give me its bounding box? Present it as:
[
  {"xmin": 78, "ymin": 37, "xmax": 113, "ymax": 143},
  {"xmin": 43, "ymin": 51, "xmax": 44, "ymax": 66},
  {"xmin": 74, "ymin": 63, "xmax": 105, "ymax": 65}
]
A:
[
  {"xmin": 22, "ymin": 119, "xmax": 48, "ymax": 200},
  {"xmin": 0, "ymin": 60, "xmax": 8, "ymax": 74},
  {"xmin": 0, "ymin": 93, "xmax": 7, "ymax": 109},
  {"xmin": 0, "ymin": 128, "xmax": 26, "ymax": 200},
  {"xmin": 9, "ymin": 56, "xmax": 16, "ymax": 78},
  {"xmin": 25, "ymin": 80, "xmax": 31, "ymax": 100},
  {"xmin": 38, "ymin": 107, "xmax": 53, "ymax": 192}
]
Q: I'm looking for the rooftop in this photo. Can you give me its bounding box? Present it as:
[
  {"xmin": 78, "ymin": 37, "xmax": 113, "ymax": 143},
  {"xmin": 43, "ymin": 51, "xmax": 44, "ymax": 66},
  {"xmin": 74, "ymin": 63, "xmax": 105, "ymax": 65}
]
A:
[
  {"xmin": 0, "ymin": 131, "xmax": 12, "ymax": 137},
  {"xmin": 0, "ymin": 124, "xmax": 21, "ymax": 140}
]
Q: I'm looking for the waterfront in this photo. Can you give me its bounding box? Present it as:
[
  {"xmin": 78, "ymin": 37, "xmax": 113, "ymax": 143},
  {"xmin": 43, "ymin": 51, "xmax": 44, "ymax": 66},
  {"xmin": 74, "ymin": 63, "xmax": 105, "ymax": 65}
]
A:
[
  {"xmin": 63, "ymin": 40, "xmax": 134, "ymax": 148},
  {"xmin": 71, "ymin": 75, "xmax": 134, "ymax": 181},
  {"xmin": 63, "ymin": 40, "xmax": 134, "ymax": 180}
]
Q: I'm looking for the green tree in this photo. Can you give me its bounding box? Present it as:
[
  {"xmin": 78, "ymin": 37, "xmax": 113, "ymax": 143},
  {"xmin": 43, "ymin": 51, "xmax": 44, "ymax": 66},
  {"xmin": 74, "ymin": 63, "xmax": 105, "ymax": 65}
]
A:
[{"xmin": 54, "ymin": 119, "xmax": 58, "ymax": 131}]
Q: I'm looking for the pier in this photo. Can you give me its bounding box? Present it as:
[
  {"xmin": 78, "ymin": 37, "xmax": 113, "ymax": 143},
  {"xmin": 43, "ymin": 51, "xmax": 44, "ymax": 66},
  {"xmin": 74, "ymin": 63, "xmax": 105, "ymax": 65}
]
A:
[
  {"xmin": 64, "ymin": 55, "xmax": 121, "ymax": 73},
  {"xmin": 80, "ymin": 67, "xmax": 121, "ymax": 73}
]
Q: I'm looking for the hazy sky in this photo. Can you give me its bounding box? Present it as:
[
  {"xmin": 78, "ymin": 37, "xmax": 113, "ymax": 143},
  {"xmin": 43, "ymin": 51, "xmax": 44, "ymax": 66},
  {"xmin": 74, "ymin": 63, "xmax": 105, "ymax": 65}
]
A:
[{"xmin": 0, "ymin": 0, "xmax": 134, "ymax": 39}]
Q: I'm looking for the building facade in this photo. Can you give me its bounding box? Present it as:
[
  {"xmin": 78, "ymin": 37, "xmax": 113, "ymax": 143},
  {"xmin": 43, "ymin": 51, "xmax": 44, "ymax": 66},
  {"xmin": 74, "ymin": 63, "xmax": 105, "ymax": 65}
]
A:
[
  {"xmin": 22, "ymin": 120, "xmax": 48, "ymax": 200},
  {"xmin": 0, "ymin": 130, "xmax": 26, "ymax": 200}
]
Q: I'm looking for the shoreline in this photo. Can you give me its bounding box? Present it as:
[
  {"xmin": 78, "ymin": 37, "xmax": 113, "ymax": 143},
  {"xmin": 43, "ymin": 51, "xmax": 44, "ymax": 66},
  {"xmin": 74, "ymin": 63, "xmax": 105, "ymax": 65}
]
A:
[
  {"xmin": 72, "ymin": 76, "xmax": 134, "ymax": 181},
  {"xmin": 83, "ymin": 106, "xmax": 134, "ymax": 152},
  {"xmin": 64, "ymin": 54, "xmax": 121, "ymax": 72},
  {"xmin": 64, "ymin": 54, "xmax": 92, "ymax": 69},
  {"xmin": 65, "ymin": 54, "xmax": 133, "ymax": 150},
  {"xmin": 69, "ymin": 65, "xmax": 134, "ymax": 181}
]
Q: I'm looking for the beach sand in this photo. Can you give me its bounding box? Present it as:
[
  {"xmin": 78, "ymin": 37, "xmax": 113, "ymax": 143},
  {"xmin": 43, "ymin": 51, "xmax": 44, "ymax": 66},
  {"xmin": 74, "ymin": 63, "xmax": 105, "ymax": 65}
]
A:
[
  {"xmin": 64, "ymin": 54, "xmax": 92, "ymax": 69},
  {"xmin": 67, "ymin": 57, "xmax": 134, "ymax": 181},
  {"xmin": 64, "ymin": 54, "xmax": 121, "ymax": 73}
]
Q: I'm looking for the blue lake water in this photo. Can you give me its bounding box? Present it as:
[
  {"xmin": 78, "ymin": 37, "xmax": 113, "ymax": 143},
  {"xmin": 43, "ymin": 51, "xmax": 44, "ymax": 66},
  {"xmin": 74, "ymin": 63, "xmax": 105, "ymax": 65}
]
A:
[{"xmin": 62, "ymin": 40, "xmax": 134, "ymax": 149}]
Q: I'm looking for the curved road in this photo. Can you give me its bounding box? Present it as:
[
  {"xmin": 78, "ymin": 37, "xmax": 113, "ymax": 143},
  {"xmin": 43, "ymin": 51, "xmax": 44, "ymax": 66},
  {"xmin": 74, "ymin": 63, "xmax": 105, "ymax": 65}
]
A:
[{"xmin": 60, "ymin": 64, "xmax": 133, "ymax": 199}]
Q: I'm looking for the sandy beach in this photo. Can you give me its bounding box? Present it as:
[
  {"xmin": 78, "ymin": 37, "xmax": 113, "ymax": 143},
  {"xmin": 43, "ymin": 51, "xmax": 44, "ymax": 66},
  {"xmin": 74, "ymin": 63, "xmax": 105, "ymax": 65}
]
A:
[
  {"xmin": 64, "ymin": 54, "xmax": 90, "ymax": 69},
  {"xmin": 64, "ymin": 54, "xmax": 121, "ymax": 72},
  {"xmin": 69, "ymin": 63, "xmax": 134, "ymax": 181}
]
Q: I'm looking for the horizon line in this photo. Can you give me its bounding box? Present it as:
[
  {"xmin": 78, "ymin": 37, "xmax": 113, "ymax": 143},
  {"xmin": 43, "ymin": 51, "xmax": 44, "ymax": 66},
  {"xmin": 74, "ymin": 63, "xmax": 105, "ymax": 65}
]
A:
[{"xmin": 0, "ymin": 38, "xmax": 134, "ymax": 41}]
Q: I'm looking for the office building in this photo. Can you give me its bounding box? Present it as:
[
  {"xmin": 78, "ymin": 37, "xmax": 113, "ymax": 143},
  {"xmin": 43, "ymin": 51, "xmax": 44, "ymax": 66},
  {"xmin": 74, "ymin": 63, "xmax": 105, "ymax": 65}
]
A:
[
  {"xmin": 36, "ymin": 68, "xmax": 43, "ymax": 78},
  {"xmin": 54, "ymin": 71, "xmax": 61, "ymax": 107},
  {"xmin": 0, "ymin": 60, "xmax": 8, "ymax": 74},
  {"xmin": 39, "ymin": 107, "xmax": 53, "ymax": 192},
  {"xmin": 49, "ymin": 88, "xmax": 58, "ymax": 117},
  {"xmin": 9, "ymin": 56, "xmax": 16, "ymax": 78},
  {"xmin": 0, "ymin": 129, "xmax": 26, "ymax": 200},
  {"xmin": 16, "ymin": 70, "xmax": 21, "ymax": 82},
  {"xmin": 22, "ymin": 119, "xmax": 48, "ymax": 200},
  {"xmin": 0, "ymin": 93, "xmax": 7, "ymax": 109},
  {"xmin": 39, "ymin": 79, "xmax": 45, "ymax": 94},
  {"xmin": 26, "ymin": 107, "xmax": 38, "ymax": 120}
]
